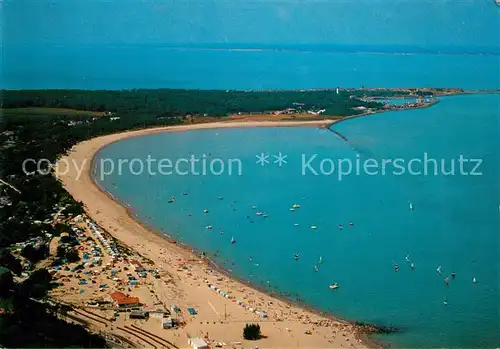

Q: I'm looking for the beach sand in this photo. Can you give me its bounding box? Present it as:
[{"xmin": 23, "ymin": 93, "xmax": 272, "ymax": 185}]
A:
[{"xmin": 56, "ymin": 120, "xmax": 374, "ymax": 349}]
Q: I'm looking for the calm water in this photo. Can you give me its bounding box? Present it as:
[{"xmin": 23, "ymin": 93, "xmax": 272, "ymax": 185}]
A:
[
  {"xmin": 3, "ymin": 45, "xmax": 500, "ymax": 90},
  {"xmin": 95, "ymin": 94, "xmax": 500, "ymax": 348}
]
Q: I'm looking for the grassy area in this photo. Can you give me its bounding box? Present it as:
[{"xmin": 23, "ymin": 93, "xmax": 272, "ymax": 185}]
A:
[{"xmin": 1, "ymin": 107, "xmax": 106, "ymax": 117}]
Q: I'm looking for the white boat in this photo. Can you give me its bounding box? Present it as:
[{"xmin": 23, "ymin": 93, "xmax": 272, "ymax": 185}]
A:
[
  {"xmin": 314, "ymin": 265, "xmax": 319, "ymax": 272},
  {"xmin": 329, "ymin": 283, "xmax": 339, "ymax": 290},
  {"xmin": 292, "ymin": 204, "xmax": 301, "ymax": 209},
  {"xmin": 472, "ymin": 277, "xmax": 477, "ymax": 284},
  {"xmin": 206, "ymin": 225, "xmax": 213, "ymax": 230},
  {"xmin": 231, "ymin": 237, "xmax": 236, "ymax": 244},
  {"xmin": 409, "ymin": 202, "xmax": 414, "ymax": 211},
  {"xmin": 319, "ymin": 256, "xmax": 323, "ymax": 264},
  {"xmin": 256, "ymin": 212, "xmax": 264, "ymax": 216},
  {"xmin": 311, "ymin": 225, "xmax": 317, "ymax": 229},
  {"xmin": 289, "ymin": 208, "xmax": 296, "ymax": 212},
  {"xmin": 203, "ymin": 209, "xmax": 209, "ymax": 213}
]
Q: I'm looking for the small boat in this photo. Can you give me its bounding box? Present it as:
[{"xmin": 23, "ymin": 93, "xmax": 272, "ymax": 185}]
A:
[
  {"xmin": 329, "ymin": 283, "xmax": 339, "ymax": 290},
  {"xmin": 289, "ymin": 208, "xmax": 296, "ymax": 212},
  {"xmin": 311, "ymin": 225, "xmax": 317, "ymax": 229},
  {"xmin": 292, "ymin": 204, "xmax": 301, "ymax": 209},
  {"xmin": 263, "ymin": 214, "xmax": 269, "ymax": 218},
  {"xmin": 294, "ymin": 223, "xmax": 300, "ymax": 227},
  {"xmin": 294, "ymin": 253, "xmax": 299, "ymax": 261},
  {"xmin": 168, "ymin": 196, "xmax": 175, "ymax": 203},
  {"xmin": 251, "ymin": 205, "xmax": 257, "ymax": 210},
  {"xmin": 218, "ymin": 196, "xmax": 224, "ymax": 200},
  {"xmin": 409, "ymin": 201, "xmax": 414, "ymax": 211},
  {"xmin": 256, "ymin": 212, "xmax": 264, "ymax": 216},
  {"xmin": 348, "ymin": 222, "xmax": 354, "ymax": 226},
  {"xmin": 206, "ymin": 225, "xmax": 213, "ymax": 230},
  {"xmin": 437, "ymin": 265, "xmax": 442, "ymax": 274},
  {"xmin": 231, "ymin": 237, "xmax": 236, "ymax": 244},
  {"xmin": 472, "ymin": 277, "xmax": 477, "ymax": 284},
  {"xmin": 410, "ymin": 262, "xmax": 415, "ymax": 270},
  {"xmin": 314, "ymin": 265, "xmax": 319, "ymax": 272},
  {"xmin": 203, "ymin": 209, "xmax": 209, "ymax": 214},
  {"xmin": 319, "ymin": 256, "xmax": 323, "ymax": 264}
]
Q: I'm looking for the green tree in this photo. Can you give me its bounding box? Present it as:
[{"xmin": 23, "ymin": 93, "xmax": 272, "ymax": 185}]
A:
[
  {"xmin": 0, "ymin": 249, "xmax": 22, "ymax": 275},
  {"xmin": 0, "ymin": 267, "xmax": 14, "ymax": 298},
  {"xmin": 243, "ymin": 323, "xmax": 261, "ymax": 340},
  {"xmin": 22, "ymin": 244, "xmax": 48, "ymax": 263}
]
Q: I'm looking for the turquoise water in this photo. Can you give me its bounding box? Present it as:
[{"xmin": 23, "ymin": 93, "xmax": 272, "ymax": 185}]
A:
[
  {"xmin": 3, "ymin": 45, "xmax": 500, "ymax": 90},
  {"xmin": 95, "ymin": 94, "xmax": 500, "ymax": 348}
]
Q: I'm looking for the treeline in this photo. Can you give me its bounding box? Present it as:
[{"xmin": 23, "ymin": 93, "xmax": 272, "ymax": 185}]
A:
[
  {"xmin": 0, "ymin": 265, "xmax": 106, "ymax": 347},
  {"xmin": 1, "ymin": 89, "xmax": 384, "ymax": 117}
]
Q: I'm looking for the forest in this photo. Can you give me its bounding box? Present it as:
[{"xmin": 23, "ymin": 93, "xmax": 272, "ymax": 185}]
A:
[{"xmin": 2, "ymin": 88, "xmax": 385, "ymax": 117}]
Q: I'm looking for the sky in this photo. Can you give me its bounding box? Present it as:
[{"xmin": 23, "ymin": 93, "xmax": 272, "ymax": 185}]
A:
[{"xmin": 2, "ymin": 0, "xmax": 500, "ymax": 50}]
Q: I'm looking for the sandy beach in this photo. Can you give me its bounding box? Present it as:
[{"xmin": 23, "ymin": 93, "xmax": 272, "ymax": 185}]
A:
[{"xmin": 56, "ymin": 120, "xmax": 375, "ymax": 349}]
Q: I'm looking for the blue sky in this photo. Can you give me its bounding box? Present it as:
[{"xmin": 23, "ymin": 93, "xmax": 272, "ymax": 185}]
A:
[{"xmin": 2, "ymin": 0, "xmax": 499, "ymax": 49}]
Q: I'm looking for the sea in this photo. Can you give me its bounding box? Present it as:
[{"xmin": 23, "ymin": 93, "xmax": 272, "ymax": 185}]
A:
[
  {"xmin": 4, "ymin": 4, "xmax": 500, "ymax": 346},
  {"xmin": 93, "ymin": 92, "xmax": 499, "ymax": 348}
]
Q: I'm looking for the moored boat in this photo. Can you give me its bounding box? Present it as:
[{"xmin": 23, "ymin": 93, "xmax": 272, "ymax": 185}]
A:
[{"xmin": 329, "ymin": 283, "xmax": 339, "ymax": 290}]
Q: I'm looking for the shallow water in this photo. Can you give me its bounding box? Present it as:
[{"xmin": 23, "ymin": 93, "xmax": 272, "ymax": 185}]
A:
[{"xmin": 95, "ymin": 93, "xmax": 500, "ymax": 348}]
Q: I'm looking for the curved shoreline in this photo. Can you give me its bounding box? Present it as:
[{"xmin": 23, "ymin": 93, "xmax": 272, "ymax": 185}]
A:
[{"xmin": 58, "ymin": 119, "xmax": 381, "ymax": 348}]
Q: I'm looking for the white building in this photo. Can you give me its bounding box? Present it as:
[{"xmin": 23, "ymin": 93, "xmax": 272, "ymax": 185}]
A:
[{"xmin": 188, "ymin": 337, "xmax": 209, "ymax": 349}]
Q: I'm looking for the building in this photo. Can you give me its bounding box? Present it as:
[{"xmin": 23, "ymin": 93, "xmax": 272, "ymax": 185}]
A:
[
  {"xmin": 188, "ymin": 337, "xmax": 209, "ymax": 349},
  {"xmin": 129, "ymin": 260, "xmax": 145, "ymax": 273},
  {"xmin": 129, "ymin": 310, "xmax": 149, "ymax": 319},
  {"xmin": 162, "ymin": 317, "xmax": 174, "ymax": 329},
  {"xmin": 110, "ymin": 291, "xmax": 140, "ymax": 309}
]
